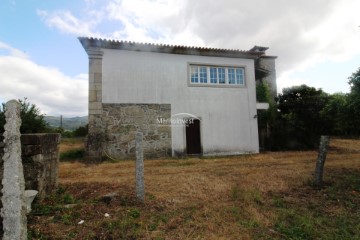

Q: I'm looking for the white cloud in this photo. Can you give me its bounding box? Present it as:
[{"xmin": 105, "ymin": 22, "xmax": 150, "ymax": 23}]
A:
[
  {"xmin": 304, "ymin": 1, "xmax": 360, "ymax": 62},
  {"xmin": 37, "ymin": 0, "xmax": 360, "ymax": 93},
  {"xmin": 37, "ymin": 9, "xmax": 102, "ymax": 37},
  {"xmin": 37, "ymin": 0, "xmax": 203, "ymax": 45},
  {"xmin": 0, "ymin": 43, "xmax": 88, "ymax": 117},
  {"xmin": 277, "ymin": 73, "xmax": 322, "ymax": 94},
  {"xmin": 0, "ymin": 42, "xmax": 29, "ymax": 59},
  {"xmin": 106, "ymin": 0, "xmax": 188, "ymax": 41}
]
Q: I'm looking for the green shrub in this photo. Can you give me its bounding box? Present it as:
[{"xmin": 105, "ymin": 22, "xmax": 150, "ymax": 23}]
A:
[{"xmin": 60, "ymin": 149, "xmax": 85, "ymax": 160}]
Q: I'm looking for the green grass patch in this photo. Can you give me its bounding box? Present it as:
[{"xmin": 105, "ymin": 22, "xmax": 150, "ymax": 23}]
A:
[
  {"xmin": 230, "ymin": 186, "xmax": 263, "ymax": 205},
  {"xmin": 60, "ymin": 149, "xmax": 85, "ymax": 160},
  {"xmin": 272, "ymin": 169, "xmax": 360, "ymax": 240},
  {"xmin": 275, "ymin": 209, "xmax": 316, "ymax": 239},
  {"xmin": 101, "ymin": 208, "xmax": 143, "ymax": 239},
  {"xmin": 27, "ymin": 229, "xmax": 48, "ymax": 240},
  {"xmin": 274, "ymin": 208, "xmax": 360, "ymax": 240},
  {"xmin": 30, "ymin": 188, "xmax": 78, "ymax": 217}
]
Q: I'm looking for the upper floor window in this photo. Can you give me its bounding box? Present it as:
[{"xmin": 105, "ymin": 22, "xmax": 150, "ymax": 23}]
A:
[
  {"xmin": 190, "ymin": 65, "xmax": 245, "ymax": 86},
  {"xmin": 199, "ymin": 66, "xmax": 207, "ymax": 83}
]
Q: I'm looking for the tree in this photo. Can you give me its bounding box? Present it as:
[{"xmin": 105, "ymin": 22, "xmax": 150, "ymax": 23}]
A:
[
  {"xmin": 256, "ymin": 81, "xmax": 277, "ymax": 124},
  {"xmin": 348, "ymin": 67, "xmax": 360, "ymax": 93},
  {"xmin": 347, "ymin": 67, "xmax": 360, "ymax": 135},
  {"xmin": 275, "ymin": 85, "xmax": 329, "ymax": 149},
  {"xmin": 256, "ymin": 81, "xmax": 277, "ymax": 149},
  {"xmin": 0, "ymin": 98, "xmax": 49, "ymax": 133},
  {"xmin": 73, "ymin": 124, "xmax": 88, "ymax": 137},
  {"xmin": 321, "ymin": 93, "xmax": 349, "ymax": 135}
]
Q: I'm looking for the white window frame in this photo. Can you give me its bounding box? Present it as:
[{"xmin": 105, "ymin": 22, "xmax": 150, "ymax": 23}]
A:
[{"xmin": 188, "ymin": 64, "xmax": 246, "ymax": 87}]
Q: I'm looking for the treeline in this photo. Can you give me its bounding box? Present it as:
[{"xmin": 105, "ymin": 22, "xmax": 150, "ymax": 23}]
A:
[
  {"xmin": 0, "ymin": 98, "xmax": 87, "ymax": 138},
  {"xmin": 258, "ymin": 67, "xmax": 360, "ymax": 150},
  {"xmin": 51, "ymin": 125, "xmax": 88, "ymax": 138}
]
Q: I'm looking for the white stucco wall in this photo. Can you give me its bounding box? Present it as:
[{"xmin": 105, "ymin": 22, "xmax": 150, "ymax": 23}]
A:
[{"xmin": 102, "ymin": 49, "xmax": 259, "ymax": 155}]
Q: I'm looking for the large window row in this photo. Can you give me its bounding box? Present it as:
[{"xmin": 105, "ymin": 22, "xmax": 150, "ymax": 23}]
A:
[{"xmin": 190, "ymin": 65, "xmax": 245, "ymax": 86}]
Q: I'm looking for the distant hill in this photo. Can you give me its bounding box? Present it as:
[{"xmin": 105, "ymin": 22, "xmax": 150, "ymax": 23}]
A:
[{"xmin": 44, "ymin": 116, "xmax": 88, "ymax": 131}]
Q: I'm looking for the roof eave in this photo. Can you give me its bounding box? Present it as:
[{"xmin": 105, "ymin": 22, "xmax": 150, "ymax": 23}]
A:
[{"xmin": 78, "ymin": 37, "xmax": 264, "ymax": 59}]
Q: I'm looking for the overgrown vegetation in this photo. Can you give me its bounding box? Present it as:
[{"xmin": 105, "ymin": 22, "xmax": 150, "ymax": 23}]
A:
[
  {"xmin": 257, "ymin": 66, "xmax": 360, "ymax": 150},
  {"xmin": 51, "ymin": 125, "xmax": 88, "ymax": 138},
  {"xmin": 60, "ymin": 149, "xmax": 85, "ymax": 161},
  {"xmin": 59, "ymin": 138, "xmax": 85, "ymax": 161},
  {"xmin": 273, "ymin": 85, "xmax": 329, "ymax": 150},
  {"xmin": 347, "ymin": 67, "xmax": 360, "ymax": 135},
  {"xmin": 0, "ymin": 98, "xmax": 49, "ymax": 133}
]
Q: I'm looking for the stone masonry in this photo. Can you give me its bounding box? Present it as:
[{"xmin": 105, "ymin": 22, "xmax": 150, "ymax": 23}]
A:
[
  {"xmin": 135, "ymin": 131, "xmax": 145, "ymax": 202},
  {"xmin": 1, "ymin": 100, "xmax": 27, "ymax": 240},
  {"xmin": 0, "ymin": 133, "xmax": 59, "ymax": 238},
  {"xmin": 102, "ymin": 104, "xmax": 172, "ymax": 159},
  {"xmin": 86, "ymin": 47, "xmax": 104, "ymax": 160},
  {"xmin": 0, "ymin": 133, "xmax": 60, "ymax": 201}
]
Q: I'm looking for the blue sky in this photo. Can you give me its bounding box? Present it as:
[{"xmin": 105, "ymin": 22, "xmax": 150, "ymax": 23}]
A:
[
  {"xmin": 0, "ymin": 0, "xmax": 88, "ymax": 75},
  {"xmin": 1, "ymin": 0, "xmax": 360, "ymax": 116}
]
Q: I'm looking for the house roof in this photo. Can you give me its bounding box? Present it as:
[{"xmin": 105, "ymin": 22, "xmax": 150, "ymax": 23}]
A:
[{"xmin": 78, "ymin": 37, "xmax": 275, "ymax": 59}]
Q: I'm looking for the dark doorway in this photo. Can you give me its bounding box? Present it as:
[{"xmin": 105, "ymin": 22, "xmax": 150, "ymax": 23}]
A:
[{"xmin": 186, "ymin": 119, "xmax": 201, "ymax": 155}]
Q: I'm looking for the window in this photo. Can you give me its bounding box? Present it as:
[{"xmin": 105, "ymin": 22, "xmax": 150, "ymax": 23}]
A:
[
  {"xmin": 228, "ymin": 68, "xmax": 236, "ymax": 84},
  {"xmin": 199, "ymin": 66, "xmax": 207, "ymax": 83},
  {"xmin": 218, "ymin": 67, "xmax": 226, "ymax": 84},
  {"xmin": 189, "ymin": 64, "xmax": 245, "ymax": 86},
  {"xmin": 190, "ymin": 66, "xmax": 199, "ymax": 83},
  {"xmin": 210, "ymin": 67, "xmax": 217, "ymax": 84},
  {"xmin": 236, "ymin": 68, "xmax": 244, "ymax": 85}
]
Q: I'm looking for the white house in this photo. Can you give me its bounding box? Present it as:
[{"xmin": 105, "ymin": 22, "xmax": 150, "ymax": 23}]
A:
[{"xmin": 79, "ymin": 37, "xmax": 277, "ymax": 160}]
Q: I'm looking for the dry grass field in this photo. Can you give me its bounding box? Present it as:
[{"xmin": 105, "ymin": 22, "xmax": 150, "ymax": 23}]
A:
[
  {"xmin": 28, "ymin": 138, "xmax": 360, "ymax": 239},
  {"xmin": 59, "ymin": 138, "xmax": 84, "ymax": 154}
]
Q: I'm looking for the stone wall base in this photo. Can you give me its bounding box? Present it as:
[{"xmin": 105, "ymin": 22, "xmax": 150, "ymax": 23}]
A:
[
  {"xmin": 102, "ymin": 103, "xmax": 172, "ymax": 159},
  {"xmin": 0, "ymin": 133, "xmax": 60, "ymax": 201}
]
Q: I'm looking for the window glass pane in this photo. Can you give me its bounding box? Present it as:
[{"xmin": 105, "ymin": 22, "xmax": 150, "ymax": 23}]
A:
[
  {"xmin": 236, "ymin": 68, "xmax": 244, "ymax": 85},
  {"xmin": 218, "ymin": 68, "xmax": 225, "ymax": 84},
  {"xmin": 190, "ymin": 65, "xmax": 244, "ymax": 86},
  {"xmin": 210, "ymin": 67, "xmax": 217, "ymax": 84},
  {"xmin": 228, "ymin": 68, "xmax": 236, "ymax": 84},
  {"xmin": 190, "ymin": 66, "xmax": 198, "ymax": 83},
  {"xmin": 199, "ymin": 66, "xmax": 207, "ymax": 83}
]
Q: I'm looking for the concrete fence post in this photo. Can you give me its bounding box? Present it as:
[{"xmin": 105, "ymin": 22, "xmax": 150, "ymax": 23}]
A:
[
  {"xmin": 314, "ymin": 136, "xmax": 330, "ymax": 187},
  {"xmin": 1, "ymin": 100, "xmax": 27, "ymax": 239},
  {"xmin": 135, "ymin": 131, "xmax": 145, "ymax": 203}
]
